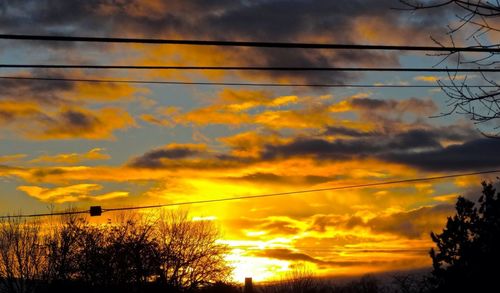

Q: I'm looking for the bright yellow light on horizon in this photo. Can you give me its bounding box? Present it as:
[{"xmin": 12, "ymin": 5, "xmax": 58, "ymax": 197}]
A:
[{"xmin": 226, "ymin": 249, "xmax": 291, "ymax": 283}]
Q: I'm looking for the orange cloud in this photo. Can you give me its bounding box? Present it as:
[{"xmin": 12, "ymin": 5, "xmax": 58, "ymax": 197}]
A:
[
  {"xmin": 414, "ymin": 75, "xmax": 469, "ymax": 83},
  {"xmin": 0, "ymin": 101, "xmax": 42, "ymax": 123},
  {"xmin": 67, "ymin": 81, "xmax": 149, "ymax": 102},
  {"xmin": 219, "ymin": 131, "xmax": 289, "ymax": 158},
  {"xmin": 163, "ymin": 89, "xmax": 335, "ymax": 129},
  {"xmin": 178, "ymin": 105, "xmax": 253, "ymax": 126},
  {"xmin": 219, "ymin": 89, "xmax": 298, "ymax": 111}
]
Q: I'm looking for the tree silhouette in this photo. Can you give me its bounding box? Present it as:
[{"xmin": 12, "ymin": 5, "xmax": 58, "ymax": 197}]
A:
[
  {"xmin": 0, "ymin": 210, "xmax": 232, "ymax": 293},
  {"xmin": 155, "ymin": 210, "xmax": 231, "ymax": 291},
  {"xmin": 429, "ymin": 182, "xmax": 500, "ymax": 292}
]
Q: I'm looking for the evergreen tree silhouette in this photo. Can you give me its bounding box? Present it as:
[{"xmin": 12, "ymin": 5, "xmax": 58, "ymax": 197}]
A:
[{"xmin": 430, "ymin": 182, "xmax": 500, "ymax": 292}]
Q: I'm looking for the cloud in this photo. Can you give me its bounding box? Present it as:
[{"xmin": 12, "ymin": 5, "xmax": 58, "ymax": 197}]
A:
[
  {"xmin": 34, "ymin": 107, "xmax": 135, "ymax": 139},
  {"xmin": 218, "ymin": 89, "xmax": 298, "ymax": 111},
  {"xmin": 140, "ymin": 106, "xmax": 180, "ymax": 128},
  {"xmin": 0, "ymin": 154, "xmax": 27, "ymax": 164},
  {"xmin": 330, "ymin": 97, "xmax": 438, "ymax": 116},
  {"xmin": 323, "ymin": 126, "xmax": 380, "ymax": 138},
  {"xmin": 248, "ymin": 247, "xmax": 428, "ymax": 269},
  {"xmin": 172, "ymin": 90, "xmax": 307, "ymax": 127},
  {"xmin": 251, "ymin": 248, "xmax": 324, "ymax": 264},
  {"xmin": 0, "ymin": 77, "xmax": 74, "ymax": 105},
  {"xmin": 17, "ymin": 183, "xmax": 128, "ymax": 203},
  {"xmin": 170, "ymin": 90, "xmax": 336, "ymax": 129},
  {"xmin": 0, "ymin": 101, "xmax": 43, "ymax": 124},
  {"xmin": 0, "ymin": 99, "xmax": 135, "ymax": 140},
  {"xmin": 31, "ymin": 148, "xmax": 110, "ymax": 164},
  {"xmin": 219, "ymin": 131, "xmax": 287, "ymax": 158},
  {"xmin": 260, "ymin": 126, "xmax": 482, "ymax": 171},
  {"xmin": 128, "ymin": 143, "xmax": 208, "ymax": 168},
  {"xmin": 0, "ymin": 74, "xmax": 147, "ymax": 104},
  {"xmin": 366, "ymin": 204, "xmax": 455, "ymax": 238},
  {"xmin": 234, "ymin": 172, "xmax": 334, "ymax": 186},
  {"xmin": 306, "ymin": 204, "xmax": 455, "ymax": 239},
  {"xmin": 383, "ymin": 138, "xmax": 500, "ymax": 171},
  {"xmin": 414, "ymin": 75, "xmax": 468, "ymax": 83},
  {"xmin": 261, "ymin": 128, "xmax": 444, "ymax": 160},
  {"xmin": 414, "ymin": 75, "xmax": 440, "ymax": 83}
]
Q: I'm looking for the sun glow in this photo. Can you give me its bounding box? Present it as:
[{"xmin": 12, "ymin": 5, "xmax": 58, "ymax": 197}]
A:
[{"xmin": 226, "ymin": 249, "xmax": 291, "ymax": 283}]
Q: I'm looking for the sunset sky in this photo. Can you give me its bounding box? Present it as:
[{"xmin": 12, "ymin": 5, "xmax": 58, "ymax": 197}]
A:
[{"xmin": 1, "ymin": 0, "xmax": 500, "ymax": 282}]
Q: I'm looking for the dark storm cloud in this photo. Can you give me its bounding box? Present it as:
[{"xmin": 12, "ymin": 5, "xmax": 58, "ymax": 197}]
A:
[
  {"xmin": 323, "ymin": 126, "xmax": 380, "ymax": 138},
  {"xmin": 383, "ymin": 138, "xmax": 500, "ymax": 171},
  {"xmin": 129, "ymin": 145, "xmax": 203, "ymax": 168},
  {"xmin": 386, "ymin": 129, "xmax": 442, "ymax": 149},
  {"xmin": 262, "ymin": 137, "xmax": 380, "ymax": 160},
  {"xmin": 262, "ymin": 128, "xmax": 449, "ymax": 160},
  {"xmin": 0, "ymin": 0, "xmax": 452, "ymax": 83},
  {"xmin": 349, "ymin": 97, "xmax": 438, "ymax": 114}
]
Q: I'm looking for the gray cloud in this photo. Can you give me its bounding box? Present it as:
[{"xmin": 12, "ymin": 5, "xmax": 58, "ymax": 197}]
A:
[
  {"xmin": 323, "ymin": 126, "xmax": 380, "ymax": 138},
  {"xmin": 0, "ymin": 76, "xmax": 74, "ymax": 105},
  {"xmin": 128, "ymin": 145, "xmax": 203, "ymax": 168},
  {"xmin": 252, "ymin": 248, "xmax": 324, "ymax": 264}
]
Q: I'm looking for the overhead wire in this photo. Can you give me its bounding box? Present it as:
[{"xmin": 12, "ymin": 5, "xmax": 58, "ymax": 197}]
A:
[
  {"xmin": 0, "ymin": 75, "xmax": 498, "ymax": 88},
  {"xmin": 0, "ymin": 64, "xmax": 499, "ymax": 72},
  {"xmin": 1, "ymin": 34, "xmax": 499, "ymax": 52}
]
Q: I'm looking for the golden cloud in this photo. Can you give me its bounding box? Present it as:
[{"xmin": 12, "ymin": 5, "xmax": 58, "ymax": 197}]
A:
[
  {"xmin": 31, "ymin": 148, "xmax": 111, "ymax": 164},
  {"xmin": 17, "ymin": 183, "xmax": 129, "ymax": 203}
]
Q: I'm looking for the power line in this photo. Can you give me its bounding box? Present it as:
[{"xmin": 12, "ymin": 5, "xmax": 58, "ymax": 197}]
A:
[
  {"xmin": 0, "ymin": 34, "xmax": 499, "ymax": 53},
  {"xmin": 0, "ymin": 209, "xmax": 88, "ymax": 220},
  {"xmin": 1, "ymin": 169, "xmax": 499, "ymax": 219},
  {"xmin": 1, "ymin": 75, "xmax": 498, "ymax": 88},
  {"xmin": 0, "ymin": 64, "xmax": 499, "ymax": 72}
]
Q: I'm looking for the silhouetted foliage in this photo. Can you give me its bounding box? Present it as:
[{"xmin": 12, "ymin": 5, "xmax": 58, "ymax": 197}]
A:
[
  {"xmin": 429, "ymin": 182, "xmax": 500, "ymax": 292},
  {"xmin": 391, "ymin": 273, "xmax": 433, "ymax": 293}
]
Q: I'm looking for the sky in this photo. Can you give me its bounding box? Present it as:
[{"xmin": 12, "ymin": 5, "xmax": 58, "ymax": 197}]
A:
[{"xmin": 1, "ymin": 0, "xmax": 500, "ymax": 282}]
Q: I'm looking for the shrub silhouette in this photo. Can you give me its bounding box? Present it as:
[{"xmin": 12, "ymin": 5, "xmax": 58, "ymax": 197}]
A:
[{"xmin": 430, "ymin": 182, "xmax": 500, "ymax": 292}]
